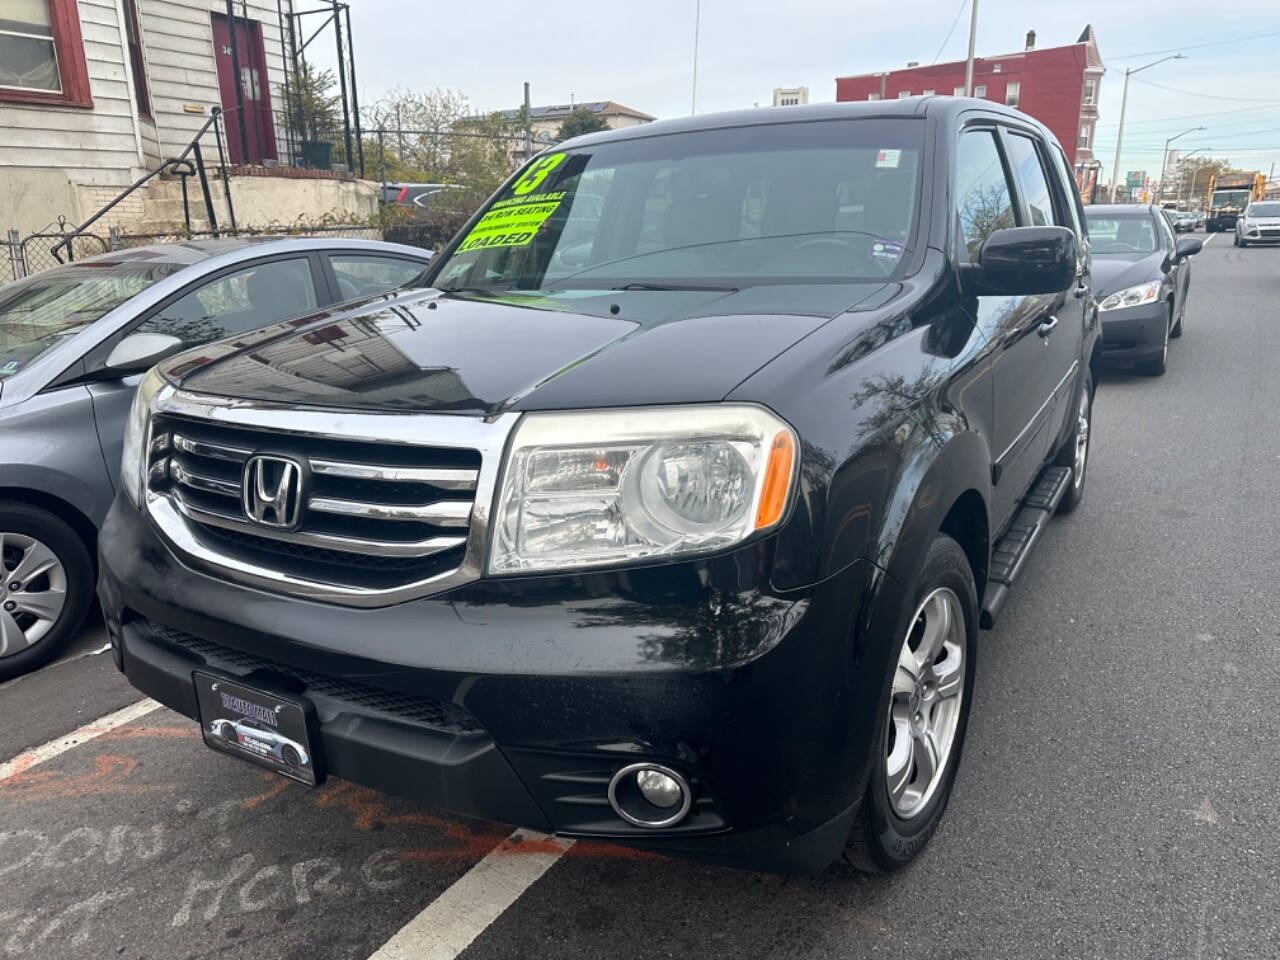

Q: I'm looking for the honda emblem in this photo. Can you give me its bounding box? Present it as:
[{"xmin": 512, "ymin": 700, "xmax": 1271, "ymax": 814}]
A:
[{"xmin": 242, "ymin": 455, "xmax": 305, "ymax": 530}]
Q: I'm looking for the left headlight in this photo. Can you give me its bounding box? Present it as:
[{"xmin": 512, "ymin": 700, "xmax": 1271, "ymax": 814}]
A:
[
  {"xmin": 120, "ymin": 367, "xmax": 167, "ymax": 506},
  {"xmin": 1098, "ymin": 281, "xmax": 1161, "ymax": 312},
  {"xmin": 489, "ymin": 405, "xmax": 797, "ymax": 574}
]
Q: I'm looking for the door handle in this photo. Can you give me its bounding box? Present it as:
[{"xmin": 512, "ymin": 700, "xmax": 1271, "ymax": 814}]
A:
[{"xmin": 1037, "ymin": 315, "xmax": 1059, "ymax": 338}]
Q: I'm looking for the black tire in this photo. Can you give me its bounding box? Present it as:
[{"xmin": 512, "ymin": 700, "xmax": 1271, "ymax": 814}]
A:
[
  {"xmin": 1170, "ymin": 303, "xmax": 1184, "ymax": 338},
  {"xmin": 1232, "ymin": 233, "xmax": 1240, "ymax": 246},
  {"xmin": 281, "ymin": 745, "xmax": 301, "ymax": 768},
  {"xmin": 1239, "ymin": 237, "xmax": 1249, "ymax": 248},
  {"xmin": 0, "ymin": 502, "xmax": 94, "ymax": 682},
  {"xmin": 843, "ymin": 535, "xmax": 977, "ymax": 873},
  {"xmin": 222, "ymin": 724, "xmax": 239, "ymax": 744},
  {"xmin": 1136, "ymin": 307, "xmax": 1171, "ymax": 376},
  {"xmin": 1054, "ymin": 368, "xmax": 1094, "ymax": 514}
]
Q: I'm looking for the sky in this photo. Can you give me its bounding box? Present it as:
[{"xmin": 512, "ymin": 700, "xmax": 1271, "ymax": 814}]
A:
[{"xmin": 307, "ymin": 0, "xmax": 1280, "ymax": 187}]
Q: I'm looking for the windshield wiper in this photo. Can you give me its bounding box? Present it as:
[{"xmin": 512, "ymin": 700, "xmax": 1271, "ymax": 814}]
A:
[
  {"xmin": 437, "ymin": 285, "xmax": 505, "ymax": 296},
  {"xmin": 610, "ymin": 282, "xmax": 740, "ymax": 292}
]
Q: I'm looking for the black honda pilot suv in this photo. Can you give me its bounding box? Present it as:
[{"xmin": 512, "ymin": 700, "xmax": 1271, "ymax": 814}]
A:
[{"xmin": 99, "ymin": 98, "xmax": 1099, "ymax": 873}]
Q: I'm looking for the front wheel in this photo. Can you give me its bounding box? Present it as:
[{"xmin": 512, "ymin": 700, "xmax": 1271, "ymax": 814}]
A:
[
  {"xmin": 0, "ymin": 503, "xmax": 93, "ymax": 682},
  {"xmin": 1136, "ymin": 308, "xmax": 1171, "ymax": 376},
  {"xmin": 843, "ymin": 535, "xmax": 977, "ymax": 873}
]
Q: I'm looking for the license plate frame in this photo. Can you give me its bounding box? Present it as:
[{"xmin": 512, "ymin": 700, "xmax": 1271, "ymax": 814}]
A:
[{"xmin": 193, "ymin": 671, "xmax": 325, "ymax": 786}]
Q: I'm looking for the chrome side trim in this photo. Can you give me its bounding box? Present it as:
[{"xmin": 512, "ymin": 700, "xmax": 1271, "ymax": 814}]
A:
[
  {"xmin": 995, "ymin": 359, "xmax": 1079, "ymax": 467},
  {"xmin": 306, "ymin": 496, "xmax": 472, "ymax": 527},
  {"xmin": 169, "ymin": 461, "xmax": 241, "ymax": 498},
  {"xmin": 171, "ymin": 433, "xmax": 252, "ymax": 462},
  {"xmin": 145, "ymin": 385, "xmax": 520, "ymax": 607},
  {"xmin": 171, "ymin": 491, "xmax": 467, "ymax": 558},
  {"xmin": 309, "ymin": 459, "xmax": 479, "ymax": 491}
]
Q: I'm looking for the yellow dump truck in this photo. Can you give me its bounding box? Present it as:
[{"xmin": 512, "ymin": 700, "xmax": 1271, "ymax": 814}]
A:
[{"xmin": 1206, "ymin": 171, "xmax": 1265, "ymax": 232}]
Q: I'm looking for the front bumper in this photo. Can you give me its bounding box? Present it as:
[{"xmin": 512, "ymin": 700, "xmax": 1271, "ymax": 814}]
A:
[
  {"xmin": 97, "ymin": 493, "xmax": 905, "ymax": 873},
  {"xmin": 1099, "ymin": 300, "xmax": 1169, "ymax": 364},
  {"xmin": 1240, "ymin": 224, "xmax": 1280, "ymax": 242}
]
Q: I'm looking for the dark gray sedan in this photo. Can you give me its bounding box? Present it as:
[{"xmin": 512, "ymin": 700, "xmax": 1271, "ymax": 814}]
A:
[
  {"xmin": 0, "ymin": 237, "xmax": 431, "ymax": 679},
  {"xmin": 1084, "ymin": 204, "xmax": 1202, "ymax": 376}
]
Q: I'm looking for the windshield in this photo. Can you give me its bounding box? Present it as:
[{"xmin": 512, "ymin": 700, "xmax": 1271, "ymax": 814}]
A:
[
  {"xmin": 1210, "ymin": 189, "xmax": 1250, "ymax": 210},
  {"xmin": 1248, "ymin": 202, "xmax": 1280, "ymax": 217},
  {"xmin": 0, "ymin": 261, "xmax": 179, "ymax": 379},
  {"xmin": 1084, "ymin": 214, "xmax": 1159, "ymax": 254},
  {"xmin": 428, "ymin": 118, "xmax": 924, "ymax": 293}
]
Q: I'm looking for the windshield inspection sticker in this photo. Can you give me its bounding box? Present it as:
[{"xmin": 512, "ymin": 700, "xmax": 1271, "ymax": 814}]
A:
[
  {"xmin": 870, "ymin": 239, "xmax": 904, "ymax": 261},
  {"xmin": 875, "ymin": 149, "xmax": 902, "ymax": 169}
]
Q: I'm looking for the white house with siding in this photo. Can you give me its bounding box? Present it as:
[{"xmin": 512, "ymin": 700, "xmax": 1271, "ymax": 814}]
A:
[{"xmin": 0, "ymin": 0, "xmax": 369, "ymax": 237}]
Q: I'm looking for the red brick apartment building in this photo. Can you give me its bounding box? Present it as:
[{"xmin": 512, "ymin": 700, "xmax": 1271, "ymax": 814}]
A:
[{"xmin": 836, "ymin": 26, "xmax": 1104, "ymax": 175}]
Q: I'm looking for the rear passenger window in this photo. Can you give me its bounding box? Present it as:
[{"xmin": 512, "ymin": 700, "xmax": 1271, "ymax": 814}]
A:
[
  {"xmin": 955, "ymin": 130, "xmax": 1016, "ymax": 262},
  {"xmin": 329, "ymin": 255, "xmax": 424, "ymax": 300},
  {"xmin": 1005, "ymin": 133, "xmax": 1060, "ymax": 227}
]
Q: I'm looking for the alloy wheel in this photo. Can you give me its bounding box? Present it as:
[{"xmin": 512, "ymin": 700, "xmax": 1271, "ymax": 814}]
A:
[
  {"xmin": 884, "ymin": 587, "xmax": 966, "ymax": 819},
  {"xmin": 0, "ymin": 532, "xmax": 68, "ymax": 658},
  {"xmin": 1073, "ymin": 387, "xmax": 1090, "ymax": 492}
]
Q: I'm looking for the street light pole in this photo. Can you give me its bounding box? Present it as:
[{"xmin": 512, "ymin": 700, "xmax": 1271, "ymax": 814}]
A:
[
  {"xmin": 1175, "ymin": 149, "xmax": 1210, "ymax": 207},
  {"xmin": 1160, "ymin": 126, "xmax": 1206, "ymax": 200},
  {"xmin": 963, "ymin": 0, "xmax": 979, "ymax": 96},
  {"xmin": 690, "ymin": 0, "xmax": 701, "ymax": 114},
  {"xmin": 1110, "ymin": 53, "xmax": 1186, "ymax": 203}
]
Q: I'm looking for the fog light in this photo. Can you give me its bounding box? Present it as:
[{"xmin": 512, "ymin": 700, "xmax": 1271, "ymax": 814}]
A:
[
  {"xmin": 607, "ymin": 762, "xmax": 692, "ymax": 829},
  {"xmin": 636, "ymin": 769, "xmax": 682, "ymax": 808}
]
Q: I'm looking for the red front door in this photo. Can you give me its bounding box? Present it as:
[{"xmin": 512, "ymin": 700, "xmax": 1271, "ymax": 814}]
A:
[{"xmin": 211, "ymin": 13, "xmax": 277, "ymax": 165}]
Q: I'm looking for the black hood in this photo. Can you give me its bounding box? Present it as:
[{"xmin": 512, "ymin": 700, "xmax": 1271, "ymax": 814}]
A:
[
  {"xmin": 1090, "ymin": 252, "xmax": 1165, "ymax": 298},
  {"xmin": 163, "ymin": 283, "xmax": 893, "ymax": 416}
]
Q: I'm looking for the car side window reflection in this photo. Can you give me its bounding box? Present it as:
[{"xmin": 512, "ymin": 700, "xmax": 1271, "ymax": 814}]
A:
[
  {"xmin": 1004, "ymin": 134, "xmax": 1061, "ymax": 228},
  {"xmin": 955, "ymin": 130, "xmax": 1016, "ymax": 263},
  {"xmin": 137, "ymin": 258, "xmax": 318, "ymax": 348}
]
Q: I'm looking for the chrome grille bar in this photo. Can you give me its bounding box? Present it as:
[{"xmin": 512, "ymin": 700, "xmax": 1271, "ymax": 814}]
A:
[
  {"xmin": 172, "ymin": 433, "xmax": 252, "ymax": 463},
  {"xmin": 306, "ymin": 496, "xmax": 472, "ymax": 527},
  {"xmin": 170, "ymin": 460, "xmax": 241, "ymax": 498},
  {"xmin": 172, "ymin": 491, "xmax": 468, "ymax": 559},
  {"xmin": 309, "ymin": 459, "xmax": 479, "ymax": 491}
]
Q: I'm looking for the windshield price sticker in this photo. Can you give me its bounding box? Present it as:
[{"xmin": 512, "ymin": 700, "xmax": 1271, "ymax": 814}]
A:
[{"xmin": 457, "ymin": 190, "xmax": 567, "ymax": 253}]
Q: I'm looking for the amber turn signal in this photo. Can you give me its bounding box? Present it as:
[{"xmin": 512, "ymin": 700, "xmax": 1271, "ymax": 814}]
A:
[{"xmin": 754, "ymin": 431, "xmax": 795, "ymax": 529}]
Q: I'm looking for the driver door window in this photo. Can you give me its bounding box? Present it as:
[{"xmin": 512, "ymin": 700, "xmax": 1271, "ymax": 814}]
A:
[
  {"xmin": 136, "ymin": 257, "xmax": 319, "ymax": 348},
  {"xmin": 954, "ymin": 130, "xmax": 1016, "ymax": 262}
]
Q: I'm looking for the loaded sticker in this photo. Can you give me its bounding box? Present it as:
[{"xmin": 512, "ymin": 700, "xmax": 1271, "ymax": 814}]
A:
[{"xmin": 456, "ymin": 153, "xmax": 568, "ymax": 253}]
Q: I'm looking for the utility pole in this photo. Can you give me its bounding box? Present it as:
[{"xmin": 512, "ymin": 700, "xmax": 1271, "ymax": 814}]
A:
[
  {"xmin": 1111, "ymin": 54, "xmax": 1185, "ymax": 203},
  {"xmin": 523, "ymin": 81, "xmax": 532, "ymax": 159},
  {"xmin": 691, "ymin": 0, "xmax": 701, "ymax": 114},
  {"xmin": 963, "ymin": 0, "xmax": 979, "ymax": 96}
]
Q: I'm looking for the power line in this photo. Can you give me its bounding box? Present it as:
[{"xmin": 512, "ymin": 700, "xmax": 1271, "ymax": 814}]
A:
[
  {"xmin": 1106, "ymin": 29, "xmax": 1280, "ymax": 62},
  {"xmin": 1095, "ymin": 104, "xmax": 1280, "ymax": 130},
  {"xmin": 1131, "ymin": 77, "xmax": 1280, "ymax": 104},
  {"xmin": 931, "ymin": 0, "xmax": 968, "ymax": 64}
]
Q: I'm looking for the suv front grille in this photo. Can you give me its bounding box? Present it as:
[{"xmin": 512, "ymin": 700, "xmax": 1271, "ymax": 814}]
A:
[
  {"xmin": 143, "ymin": 619, "xmax": 484, "ymax": 735},
  {"xmin": 148, "ymin": 414, "xmax": 481, "ymax": 592}
]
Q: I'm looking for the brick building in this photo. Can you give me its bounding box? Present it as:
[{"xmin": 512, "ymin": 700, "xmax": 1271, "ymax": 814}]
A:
[{"xmin": 835, "ymin": 26, "xmax": 1104, "ymax": 173}]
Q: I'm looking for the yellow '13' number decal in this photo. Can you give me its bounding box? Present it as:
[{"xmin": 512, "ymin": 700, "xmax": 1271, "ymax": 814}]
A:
[{"xmin": 512, "ymin": 153, "xmax": 566, "ymax": 195}]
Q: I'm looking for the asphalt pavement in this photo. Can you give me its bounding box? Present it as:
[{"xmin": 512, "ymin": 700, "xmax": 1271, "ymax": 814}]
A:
[{"xmin": 2, "ymin": 233, "xmax": 1277, "ymax": 959}]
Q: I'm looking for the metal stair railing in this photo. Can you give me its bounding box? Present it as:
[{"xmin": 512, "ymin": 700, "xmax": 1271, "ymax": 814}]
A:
[{"xmin": 50, "ymin": 106, "xmax": 238, "ymax": 263}]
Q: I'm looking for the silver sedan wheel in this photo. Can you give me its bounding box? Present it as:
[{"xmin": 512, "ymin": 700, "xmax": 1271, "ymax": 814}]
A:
[
  {"xmin": 1073, "ymin": 387, "xmax": 1091, "ymax": 492},
  {"xmin": 884, "ymin": 587, "xmax": 966, "ymax": 820},
  {"xmin": 0, "ymin": 532, "xmax": 68, "ymax": 657}
]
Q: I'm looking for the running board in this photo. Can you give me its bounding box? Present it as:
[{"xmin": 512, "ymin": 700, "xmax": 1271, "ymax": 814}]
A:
[{"xmin": 980, "ymin": 465, "xmax": 1072, "ymax": 628}]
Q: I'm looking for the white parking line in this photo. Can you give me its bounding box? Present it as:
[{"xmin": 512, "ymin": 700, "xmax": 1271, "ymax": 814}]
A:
[
  {"xmin": 367, "ymin": 828, "xmax": 574, "ymax": 960},
  {"xmin": 0, "ymin": 697, "xmax": 161, "ymax": 784},
  {"xmin": 1203, "ymin": 232, "xmax": 1216, "ymax": 246}
]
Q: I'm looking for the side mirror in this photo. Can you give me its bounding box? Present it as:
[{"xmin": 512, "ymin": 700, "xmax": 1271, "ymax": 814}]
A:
[
  {"xmin": 961, "ymin": 226, "xmax": 1077, "ymax": 296},
  {"xmin": 104, "ymin": 332, "xmax": 184, "ymax": 375},
  {"xmin": 1175, "ymin": 236, "xmax": 1202, "ymax": 260}
]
